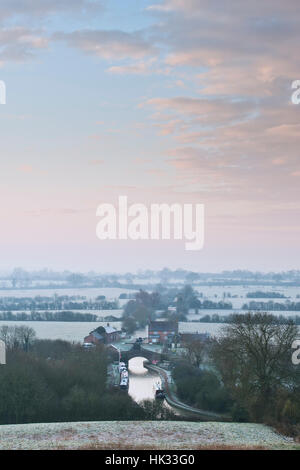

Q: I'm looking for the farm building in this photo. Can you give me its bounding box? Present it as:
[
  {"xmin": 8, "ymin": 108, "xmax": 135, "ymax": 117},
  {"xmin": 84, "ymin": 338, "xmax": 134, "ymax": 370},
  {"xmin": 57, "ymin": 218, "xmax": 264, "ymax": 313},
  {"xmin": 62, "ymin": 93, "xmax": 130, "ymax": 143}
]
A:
[{"xmin": 84, "ymin": 324, "xmax": 121, "ymax": 345}]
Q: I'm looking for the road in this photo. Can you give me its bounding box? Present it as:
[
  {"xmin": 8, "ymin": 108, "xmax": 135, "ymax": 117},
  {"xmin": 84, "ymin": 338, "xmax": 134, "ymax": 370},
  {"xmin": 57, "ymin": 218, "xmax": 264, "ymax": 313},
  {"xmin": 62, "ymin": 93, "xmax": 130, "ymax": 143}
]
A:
[{"xmin": 145, "ymin": 363, "xmax": 231, "ymax": 421}]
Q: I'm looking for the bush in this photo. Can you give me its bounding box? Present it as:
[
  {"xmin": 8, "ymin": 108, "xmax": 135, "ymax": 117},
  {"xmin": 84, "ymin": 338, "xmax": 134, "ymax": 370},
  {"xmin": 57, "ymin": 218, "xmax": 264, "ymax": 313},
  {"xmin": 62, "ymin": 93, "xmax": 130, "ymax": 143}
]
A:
[
  {"xmin": 230, "ymin": 403, "xmax": 250, "ymax": 422},
  {"xmin": 172, "ymin": 363, "xmax": 232, "ymax": 413},
  {"xmin": 139, "ymin": 400, "xmax": 176, "ymax": 420}
]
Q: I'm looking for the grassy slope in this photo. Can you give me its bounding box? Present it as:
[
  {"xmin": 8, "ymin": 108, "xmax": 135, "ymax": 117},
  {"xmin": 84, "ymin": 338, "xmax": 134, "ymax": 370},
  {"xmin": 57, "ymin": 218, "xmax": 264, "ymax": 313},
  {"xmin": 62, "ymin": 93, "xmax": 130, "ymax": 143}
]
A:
[{"xmin": 0, "ymin": 421, "xmax": 299, "ymax": 450}]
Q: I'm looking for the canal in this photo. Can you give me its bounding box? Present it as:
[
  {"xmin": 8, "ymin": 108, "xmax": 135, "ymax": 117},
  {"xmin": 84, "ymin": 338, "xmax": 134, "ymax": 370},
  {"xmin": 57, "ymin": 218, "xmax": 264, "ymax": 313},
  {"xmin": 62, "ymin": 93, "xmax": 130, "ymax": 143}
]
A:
[
  {"xmin": 127, "ymin": 357, "xmax": 162, "ymax": 402},
  {"xmin": 127, "ymin": 356, "xmax": 208, "ymax": 421},
  {"xmin": 127, "ymin": 357, "xmax": 187, "ymax": 418}
]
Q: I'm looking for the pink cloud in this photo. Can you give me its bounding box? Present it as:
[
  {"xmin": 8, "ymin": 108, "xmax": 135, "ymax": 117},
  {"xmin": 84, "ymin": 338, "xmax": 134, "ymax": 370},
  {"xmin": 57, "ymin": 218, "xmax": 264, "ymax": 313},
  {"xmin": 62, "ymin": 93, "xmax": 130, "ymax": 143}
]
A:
[
  {"xmin": 88, "ymin": 159, "xmax": 104, "ymax": 166},
  {"xmin": 18, "ymin": 164, "xmax": 34, "ymax": 173}
]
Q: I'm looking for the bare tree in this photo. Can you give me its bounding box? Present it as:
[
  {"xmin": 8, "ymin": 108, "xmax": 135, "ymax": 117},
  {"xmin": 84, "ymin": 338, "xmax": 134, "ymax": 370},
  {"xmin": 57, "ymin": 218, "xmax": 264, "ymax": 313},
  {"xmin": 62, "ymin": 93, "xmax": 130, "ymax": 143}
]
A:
[
  {"xmin": 16, "ymin": 326, "xmax": 36, "ymax": 351},
  {"xmin": 0, "ymin": 325, "xmax": 36, "ymax": 351},
  {"xmin": 212, "ymin": 313, "xmax": 299, "ymax": 420},
  {"xmin": 182, "ymin": 339, "xmax": 207, "ymax": 368}
]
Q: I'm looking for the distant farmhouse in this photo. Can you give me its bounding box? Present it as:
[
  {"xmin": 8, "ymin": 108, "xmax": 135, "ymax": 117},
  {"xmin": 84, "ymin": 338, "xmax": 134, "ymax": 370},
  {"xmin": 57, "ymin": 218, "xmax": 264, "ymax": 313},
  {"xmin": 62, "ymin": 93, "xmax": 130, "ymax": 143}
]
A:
[
  {"xmin": 84, "ymin": 324, "xmax": 121, "ymax": 345},
  {"xmin": 148, "ymin": 320, "xmax": 210, "ymax": 346}
]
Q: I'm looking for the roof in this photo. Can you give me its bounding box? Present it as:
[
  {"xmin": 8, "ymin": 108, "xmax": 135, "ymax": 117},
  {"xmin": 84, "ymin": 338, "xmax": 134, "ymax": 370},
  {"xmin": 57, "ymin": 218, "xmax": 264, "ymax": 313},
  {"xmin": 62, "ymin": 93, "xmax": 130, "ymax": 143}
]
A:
[
  {"xmin": 91, "ymin": 331, "xmax": 104, "ymax": 340},
  {"xmin": 104, "ymin": 325, "xmax": 120, "ymax": 334},
  {"xmin": 92, "ymin": 325, "xmax": 122, "ymax": 335}
]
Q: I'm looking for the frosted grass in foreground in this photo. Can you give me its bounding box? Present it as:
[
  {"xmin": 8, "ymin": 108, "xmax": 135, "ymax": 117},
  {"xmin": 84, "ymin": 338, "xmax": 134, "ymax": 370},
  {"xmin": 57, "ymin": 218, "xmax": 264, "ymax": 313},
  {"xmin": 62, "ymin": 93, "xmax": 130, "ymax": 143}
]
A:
[{"xmin": 0, "ymin": 421, "xmax": 296, "ymax": 450}]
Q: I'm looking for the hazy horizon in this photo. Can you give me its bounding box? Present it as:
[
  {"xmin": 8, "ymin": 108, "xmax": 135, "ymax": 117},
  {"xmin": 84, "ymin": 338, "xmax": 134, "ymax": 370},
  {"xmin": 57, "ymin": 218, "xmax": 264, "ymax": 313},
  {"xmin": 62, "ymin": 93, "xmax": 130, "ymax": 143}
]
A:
[{"xmin": 1, "ymin": 266, "xmax": 299, "ymax": 277}]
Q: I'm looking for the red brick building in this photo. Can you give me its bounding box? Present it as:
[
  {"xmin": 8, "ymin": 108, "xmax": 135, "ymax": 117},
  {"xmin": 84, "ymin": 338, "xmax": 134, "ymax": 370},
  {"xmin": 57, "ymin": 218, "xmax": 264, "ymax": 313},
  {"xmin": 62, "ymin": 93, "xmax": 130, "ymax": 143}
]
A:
[
  {"xmin": 84, "ymin": 324, "xmax": 121, "ymax": 345},
  {"xmin": 148, "ymin": 321, "xmax": 178, "ymax": 344}
]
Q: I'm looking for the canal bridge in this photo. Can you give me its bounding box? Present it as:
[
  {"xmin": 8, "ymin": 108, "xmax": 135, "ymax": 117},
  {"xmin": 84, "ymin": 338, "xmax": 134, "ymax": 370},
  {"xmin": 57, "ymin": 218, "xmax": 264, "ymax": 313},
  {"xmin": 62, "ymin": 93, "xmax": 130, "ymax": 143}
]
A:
[{"xmin": 107, "ymin": 341, "xmax": 164, "ymax": 365}]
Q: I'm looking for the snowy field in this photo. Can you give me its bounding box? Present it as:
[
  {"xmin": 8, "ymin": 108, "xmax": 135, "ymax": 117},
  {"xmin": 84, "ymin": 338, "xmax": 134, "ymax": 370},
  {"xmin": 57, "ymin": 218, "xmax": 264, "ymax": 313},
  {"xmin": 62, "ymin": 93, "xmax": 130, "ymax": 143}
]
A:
[{"xmin": 0, "ymin": 421, "xmax": 297, "ymax": 450}]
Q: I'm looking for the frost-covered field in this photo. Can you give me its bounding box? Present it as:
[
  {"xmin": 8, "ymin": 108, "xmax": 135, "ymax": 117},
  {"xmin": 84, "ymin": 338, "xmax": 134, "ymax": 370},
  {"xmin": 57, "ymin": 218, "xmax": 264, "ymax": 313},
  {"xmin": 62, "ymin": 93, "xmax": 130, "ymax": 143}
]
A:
[{"xmin": 0, "ymin": 421, "xmax": 297, "ymax": 450}]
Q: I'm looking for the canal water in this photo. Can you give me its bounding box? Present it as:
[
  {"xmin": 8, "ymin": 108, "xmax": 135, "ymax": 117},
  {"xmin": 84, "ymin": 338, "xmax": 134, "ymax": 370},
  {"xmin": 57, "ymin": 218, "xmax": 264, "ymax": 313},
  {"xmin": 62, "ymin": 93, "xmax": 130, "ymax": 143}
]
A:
[
  {"xmin": 127, "ymin": 357, "xmax": 162, "ymax": 402},
  {"xmin": 127, "ymin": 357, "xmax": 189, "ymax": 418}
]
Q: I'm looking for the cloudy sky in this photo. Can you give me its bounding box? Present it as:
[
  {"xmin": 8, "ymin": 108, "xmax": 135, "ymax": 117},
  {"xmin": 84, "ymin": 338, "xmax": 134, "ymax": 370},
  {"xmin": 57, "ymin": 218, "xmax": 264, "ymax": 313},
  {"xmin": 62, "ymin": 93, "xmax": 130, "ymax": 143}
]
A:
[{"xmin": 0, "ymin": 0, "xmax": 299, "ymax": 272}]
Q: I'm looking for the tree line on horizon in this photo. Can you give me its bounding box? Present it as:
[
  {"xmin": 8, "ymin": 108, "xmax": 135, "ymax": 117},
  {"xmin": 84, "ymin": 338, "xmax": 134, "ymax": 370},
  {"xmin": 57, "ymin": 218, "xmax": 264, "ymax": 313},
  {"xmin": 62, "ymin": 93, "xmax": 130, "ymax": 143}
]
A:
[{"xmin": 2, "ymin": 267, "xmax": 300, "ymax": 289}]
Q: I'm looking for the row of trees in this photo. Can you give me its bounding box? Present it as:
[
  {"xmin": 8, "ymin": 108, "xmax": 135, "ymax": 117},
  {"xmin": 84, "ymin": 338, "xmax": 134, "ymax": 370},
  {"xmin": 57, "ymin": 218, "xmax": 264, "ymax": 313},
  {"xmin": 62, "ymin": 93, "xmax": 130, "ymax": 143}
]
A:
[
  {"xmin": 0, "ymin": 295, "xmax": 118, "ymax": 311},
  {"xmin": 243, "ymin": 301, "xmax": 300, "ymax": 311},
  {"xmin": 0, "ymin": 325, "xmax": 36, "ymax": 351},
  {"xmin": 5, "ymin": 267, "xmax": 300, "ymax": 282},
  {"xmin": 196, "ymin": 313, "xmax": 300, "ymax": 325},
  {"xmin": 0, "ymin": 311, "xmax": 99, "ymax": 322},
  {"xmin": 246, "ymin": 291, "xmax": 287, "ymax": 299},
  {"xmin": 0, "ymin": 341, "xmax": 138, "ymax": 424}
]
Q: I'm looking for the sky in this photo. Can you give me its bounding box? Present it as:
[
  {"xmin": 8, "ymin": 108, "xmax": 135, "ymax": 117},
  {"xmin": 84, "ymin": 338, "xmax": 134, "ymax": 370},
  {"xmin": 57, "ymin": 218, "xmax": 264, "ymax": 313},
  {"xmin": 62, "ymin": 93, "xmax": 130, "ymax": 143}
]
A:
[{"xmin": 0, "ymin": 0, "xmax": 300, "ymax": 273}]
